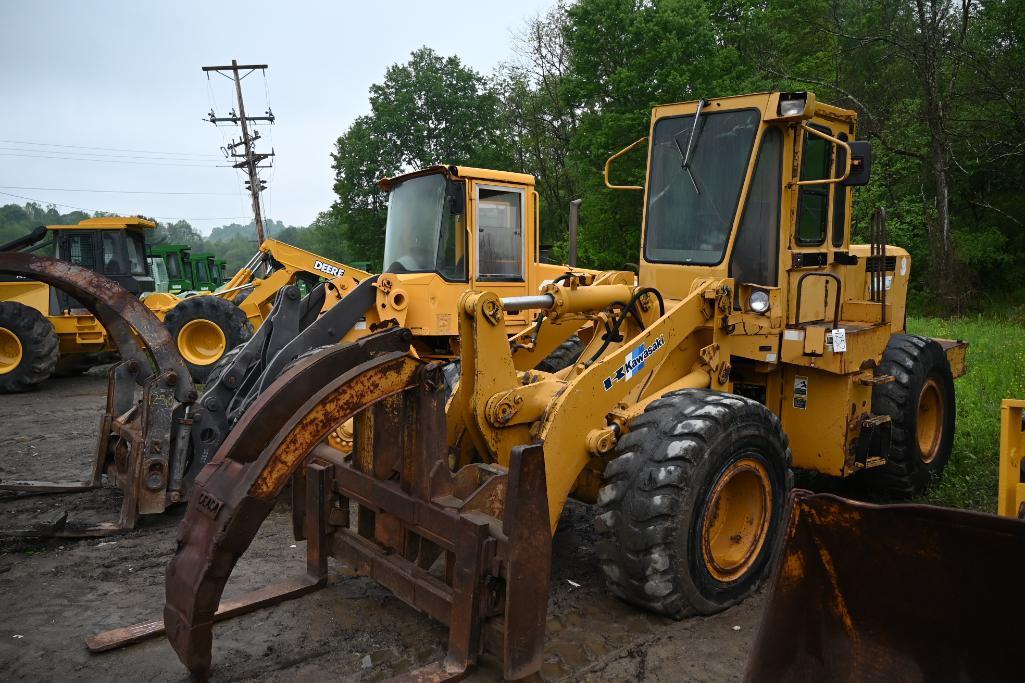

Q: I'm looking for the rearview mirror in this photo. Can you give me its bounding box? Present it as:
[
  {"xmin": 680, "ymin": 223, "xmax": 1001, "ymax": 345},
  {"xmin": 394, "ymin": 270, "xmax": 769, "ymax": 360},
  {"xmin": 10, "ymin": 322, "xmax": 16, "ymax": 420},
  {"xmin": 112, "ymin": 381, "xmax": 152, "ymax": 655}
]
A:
[{"xmin": 843, "ymin": 141, "xmax": 872, "ymax": 187}]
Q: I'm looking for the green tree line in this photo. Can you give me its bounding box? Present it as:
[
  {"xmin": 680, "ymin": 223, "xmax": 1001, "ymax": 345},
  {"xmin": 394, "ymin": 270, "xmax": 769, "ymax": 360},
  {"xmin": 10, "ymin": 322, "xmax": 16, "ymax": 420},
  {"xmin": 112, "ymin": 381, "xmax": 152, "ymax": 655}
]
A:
[
  {"xmin": 327, "ymin": 0, "xmax": 1024, "ymax": 312},
  {"xmin": 3, "ymin": 0, "xmax": 1021, "ymax": 313}
]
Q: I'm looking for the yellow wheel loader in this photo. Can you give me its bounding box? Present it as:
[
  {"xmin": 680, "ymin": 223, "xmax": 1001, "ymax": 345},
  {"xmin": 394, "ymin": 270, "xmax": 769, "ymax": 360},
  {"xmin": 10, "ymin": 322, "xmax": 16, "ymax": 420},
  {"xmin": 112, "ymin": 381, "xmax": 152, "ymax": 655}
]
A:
[{"xmin": 140, "ymin": 91, "xmax": 974, "ymax": 679}]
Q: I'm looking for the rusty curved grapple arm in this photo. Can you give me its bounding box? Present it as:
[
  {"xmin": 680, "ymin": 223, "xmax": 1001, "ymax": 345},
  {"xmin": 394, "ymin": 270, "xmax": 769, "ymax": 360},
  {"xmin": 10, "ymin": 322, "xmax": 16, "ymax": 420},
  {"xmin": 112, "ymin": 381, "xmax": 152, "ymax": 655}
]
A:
[
  {"xmin": 164, "ymin": 332, "xmax": 425, "ymax": 679},
  {"xmin": 0, "ymin": 252, "xmax": 194, "ymax": 401}
]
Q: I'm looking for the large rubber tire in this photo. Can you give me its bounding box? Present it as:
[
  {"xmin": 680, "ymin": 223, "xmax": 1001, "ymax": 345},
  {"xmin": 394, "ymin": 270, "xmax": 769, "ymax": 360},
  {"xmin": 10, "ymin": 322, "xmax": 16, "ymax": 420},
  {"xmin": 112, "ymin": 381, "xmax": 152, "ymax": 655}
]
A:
[
  {"xmin": 163, "ymin": 296, "xmax": 252, "ymax": 383},
  {"xmin": 863, "ymin": 334, "xmax": 955, "ymax": 498},
  {"xmin": 0, "ymin": 301, "xmax": 59, "ymax": 393},
  {"xmin": 595, "ymin": 389, "xmax": 792, "ymax": 618},
  {"xmin": 536, "ymin": 335, "xmax": 585, "ymax": 373}
]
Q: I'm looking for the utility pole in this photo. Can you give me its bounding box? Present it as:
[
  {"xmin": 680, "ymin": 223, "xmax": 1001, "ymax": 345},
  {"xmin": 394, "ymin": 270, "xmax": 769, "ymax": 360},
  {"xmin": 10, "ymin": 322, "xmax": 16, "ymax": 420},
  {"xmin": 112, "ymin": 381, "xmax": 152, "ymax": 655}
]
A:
[{"xmin": 202, "ymin": 60, "xmax": 275, "ymax": 243}]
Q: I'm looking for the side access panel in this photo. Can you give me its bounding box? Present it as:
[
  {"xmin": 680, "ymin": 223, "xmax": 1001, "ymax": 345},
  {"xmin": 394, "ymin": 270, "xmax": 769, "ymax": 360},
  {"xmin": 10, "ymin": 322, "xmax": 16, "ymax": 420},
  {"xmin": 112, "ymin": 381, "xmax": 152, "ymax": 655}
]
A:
[{"xmin": 779, "ymin": 366, "xmax": 872, "ymax": 476}]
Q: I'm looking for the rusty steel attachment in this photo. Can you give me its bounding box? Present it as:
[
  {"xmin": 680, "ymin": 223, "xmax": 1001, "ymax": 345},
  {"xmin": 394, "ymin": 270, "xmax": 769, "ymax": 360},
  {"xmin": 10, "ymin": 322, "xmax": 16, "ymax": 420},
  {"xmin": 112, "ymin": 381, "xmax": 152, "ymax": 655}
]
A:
[
  {"xmin": 746, "ymin": 491, "xmax": 1025, "ymax": 682},
  {"xmin": 0, "ymin": 252, "xmax": 197, "ymax": 536},
  {"xmin": 159, "ymin": 336, "xmax": 552, "ymax": 681}
]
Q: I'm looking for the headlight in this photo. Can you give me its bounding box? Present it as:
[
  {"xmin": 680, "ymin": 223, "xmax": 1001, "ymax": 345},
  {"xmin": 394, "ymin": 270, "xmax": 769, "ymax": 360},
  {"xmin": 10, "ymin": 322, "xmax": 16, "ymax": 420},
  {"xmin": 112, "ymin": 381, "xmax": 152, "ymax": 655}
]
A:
[
  {"xmin": 778, "ymin": 92, "xmax": 808, "ymax": 117},
  {"xmin": 749, "ymin": 289, "xmax": 770, "ymax": 314}
]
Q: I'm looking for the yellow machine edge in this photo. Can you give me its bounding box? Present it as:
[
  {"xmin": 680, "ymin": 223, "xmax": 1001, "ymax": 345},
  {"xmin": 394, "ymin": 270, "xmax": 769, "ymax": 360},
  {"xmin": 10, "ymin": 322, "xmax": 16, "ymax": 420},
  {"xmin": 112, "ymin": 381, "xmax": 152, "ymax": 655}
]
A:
[{"xmin": 998, "ymin": 398, "xmax": 1025, "ymax": 518}]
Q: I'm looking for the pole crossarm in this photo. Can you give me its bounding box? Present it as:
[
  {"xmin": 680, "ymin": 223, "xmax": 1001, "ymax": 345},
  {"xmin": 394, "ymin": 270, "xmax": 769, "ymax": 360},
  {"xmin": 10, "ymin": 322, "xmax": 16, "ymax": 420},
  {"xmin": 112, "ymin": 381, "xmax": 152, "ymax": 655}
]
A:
[{"xmin": 200, "ymin": 59, "xmax": 273, "ymax": 243}]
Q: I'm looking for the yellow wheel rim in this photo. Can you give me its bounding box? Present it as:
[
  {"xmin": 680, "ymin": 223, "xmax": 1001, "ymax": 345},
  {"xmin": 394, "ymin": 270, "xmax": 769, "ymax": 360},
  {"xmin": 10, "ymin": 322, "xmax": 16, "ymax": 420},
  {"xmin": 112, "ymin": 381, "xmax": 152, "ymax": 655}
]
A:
[
  {"xmin": 0, "ymin": 327, "xmax": 22, "ymax": 375},
  {"xmin": 701, "ymin": 457, "xmax": 772, "ymax": 583},
  {"xmin": 328, "ymin": 419, "xmax": 355, "ymax": 453},
  {"xmin": 917, "ymin": 377, "xmax": 944, "ymax": 463},
  {"xmin": 177, "ymin": 319, "xmax": 226, "ymax": 366}
]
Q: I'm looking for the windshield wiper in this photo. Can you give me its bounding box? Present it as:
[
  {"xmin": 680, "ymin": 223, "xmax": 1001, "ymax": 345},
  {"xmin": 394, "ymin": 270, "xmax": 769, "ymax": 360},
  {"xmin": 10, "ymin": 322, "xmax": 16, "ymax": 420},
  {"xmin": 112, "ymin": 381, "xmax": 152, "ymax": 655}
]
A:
[{"xmin": 673, "ymin": 98, "xmax": 707, "ymax": 195}]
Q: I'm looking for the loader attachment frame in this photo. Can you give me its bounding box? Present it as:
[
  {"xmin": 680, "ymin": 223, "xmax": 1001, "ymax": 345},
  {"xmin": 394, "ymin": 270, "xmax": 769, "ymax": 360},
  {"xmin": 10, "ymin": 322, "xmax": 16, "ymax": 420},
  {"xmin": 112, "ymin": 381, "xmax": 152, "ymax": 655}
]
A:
[
  {"xmin": 747, "ymin": 491, "xmax": 1025, "ymax": 681},
  {"xmin": 0, "ymin": 252, "xmax": 196, "ymax": 536},
  {"xmin": 159, "ymin": 332, "xmax": 552, "ymax": 680},
  {"xmin": 184, "ymin": 274, "xmax": 381, "ymax": 481}
]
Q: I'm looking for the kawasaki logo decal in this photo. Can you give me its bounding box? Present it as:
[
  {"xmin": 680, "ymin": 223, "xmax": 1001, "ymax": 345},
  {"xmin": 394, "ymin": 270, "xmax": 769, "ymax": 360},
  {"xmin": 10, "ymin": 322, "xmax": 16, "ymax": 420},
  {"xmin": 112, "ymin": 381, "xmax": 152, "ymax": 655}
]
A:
[
  {"xmin": 602, "ymin": 335, "xmax": 665, "ymax": 391},
  {"xmin": 314, "ymin": 260, "xmax": 344, "ymax": 277}
]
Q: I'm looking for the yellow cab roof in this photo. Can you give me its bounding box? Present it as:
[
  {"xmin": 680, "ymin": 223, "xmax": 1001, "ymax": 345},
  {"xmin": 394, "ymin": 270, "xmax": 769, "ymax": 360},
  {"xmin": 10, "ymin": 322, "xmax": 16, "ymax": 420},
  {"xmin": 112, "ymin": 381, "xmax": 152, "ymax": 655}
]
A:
[
  {"xmin": 650, "ymin": 91, "xmax": 858, "ymax": 126},
  {"xmin": 47, "ymin": 216, "xmax": 156, "ymax": 231},
  {"xmin": 379, "ymin": 164, "xmax": 535, "ymax": 191}
]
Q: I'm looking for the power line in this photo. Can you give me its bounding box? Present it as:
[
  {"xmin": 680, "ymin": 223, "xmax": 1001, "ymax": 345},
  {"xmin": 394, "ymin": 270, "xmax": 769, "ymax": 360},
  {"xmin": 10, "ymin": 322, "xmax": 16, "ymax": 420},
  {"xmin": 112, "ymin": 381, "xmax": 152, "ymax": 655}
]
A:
[
  {"xmin": 0, "ymin": 189, "xmax": 251, "ymax": 222},
  {"xmin": 0, "ymin": 139, "xmax": 221, "ymax": 158},
  {"xmin": 0, "ymin": 185, "xmax": 237, "ymax": 196},
  {"xmin": 0, "ymin": 152, "xmax": 223, "ymax": 168},
  {"xmin": 0, "ymin": 145, "xmax": 223, "ymax": 162}
]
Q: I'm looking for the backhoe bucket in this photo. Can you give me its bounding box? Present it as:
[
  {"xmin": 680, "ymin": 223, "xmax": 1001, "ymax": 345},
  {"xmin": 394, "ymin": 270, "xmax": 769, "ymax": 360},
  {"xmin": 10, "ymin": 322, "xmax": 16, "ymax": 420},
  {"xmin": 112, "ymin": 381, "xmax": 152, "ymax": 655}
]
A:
[
  {"xmin": 163, "ymin": 334, "xmax": 552, "ymax": 680},
  {"xmin": 747, "ymin": 491, "xmax": 1025, "ymax": 681}
]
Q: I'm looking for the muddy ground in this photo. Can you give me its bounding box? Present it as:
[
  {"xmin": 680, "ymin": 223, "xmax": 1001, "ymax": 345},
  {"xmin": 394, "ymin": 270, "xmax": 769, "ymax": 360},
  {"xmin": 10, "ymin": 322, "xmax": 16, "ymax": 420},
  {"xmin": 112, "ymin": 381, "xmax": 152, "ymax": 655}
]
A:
[{"xmin": 0, "ymin": 370, "xmax": 764, "ymax": 681}]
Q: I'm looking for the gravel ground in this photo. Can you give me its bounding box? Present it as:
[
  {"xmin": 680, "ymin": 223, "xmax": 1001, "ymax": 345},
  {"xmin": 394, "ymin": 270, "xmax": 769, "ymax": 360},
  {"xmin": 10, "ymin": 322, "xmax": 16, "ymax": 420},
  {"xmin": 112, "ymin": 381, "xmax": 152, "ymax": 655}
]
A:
[{"xmin": 0, "ymin": 370, "xmax": 764, "ymax": 681}]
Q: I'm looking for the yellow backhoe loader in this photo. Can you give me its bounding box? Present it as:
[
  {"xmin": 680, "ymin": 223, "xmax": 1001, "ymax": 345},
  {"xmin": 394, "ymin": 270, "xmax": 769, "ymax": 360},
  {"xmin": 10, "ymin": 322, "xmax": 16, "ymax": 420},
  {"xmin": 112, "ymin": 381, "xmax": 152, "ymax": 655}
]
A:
[
  {"xmin": 137, "ymin": 91, "xmax": 974, "ymax": 680},
  {"xmin": 0, "ymin": 218, "xmax": 365, "ymax": 388},
  {"xmin": 142, "ymin": 238, "xmax": 371, "ymax": 381}
]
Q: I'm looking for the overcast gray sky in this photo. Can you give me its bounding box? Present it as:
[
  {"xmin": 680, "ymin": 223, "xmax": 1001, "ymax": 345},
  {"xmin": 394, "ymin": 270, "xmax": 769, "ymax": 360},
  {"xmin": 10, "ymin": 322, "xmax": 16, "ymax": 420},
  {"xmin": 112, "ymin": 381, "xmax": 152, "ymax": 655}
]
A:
[{"xmin": 0, "ymin": 1, "xmax": 554, "ymax": 233}]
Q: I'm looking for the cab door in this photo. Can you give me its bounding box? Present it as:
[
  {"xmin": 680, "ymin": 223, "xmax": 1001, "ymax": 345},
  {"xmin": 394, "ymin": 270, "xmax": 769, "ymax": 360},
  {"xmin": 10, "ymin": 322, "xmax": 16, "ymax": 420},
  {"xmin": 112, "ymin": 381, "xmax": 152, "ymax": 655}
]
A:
[
  {"xmin": 470, "ymin": 181, "xmax": 530, "ymax": 329},
  {"xmin": 53, "ymin": 230, "xmax": 101, "ymax": 313}
]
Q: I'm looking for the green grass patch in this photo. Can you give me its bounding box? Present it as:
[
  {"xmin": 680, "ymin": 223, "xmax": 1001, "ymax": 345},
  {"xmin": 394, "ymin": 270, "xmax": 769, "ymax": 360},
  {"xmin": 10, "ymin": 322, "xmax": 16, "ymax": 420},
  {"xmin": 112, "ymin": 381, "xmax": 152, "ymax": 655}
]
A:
[{"xmin": 907, "ymin": 316, "xmax": 1025, "ymax": 512}]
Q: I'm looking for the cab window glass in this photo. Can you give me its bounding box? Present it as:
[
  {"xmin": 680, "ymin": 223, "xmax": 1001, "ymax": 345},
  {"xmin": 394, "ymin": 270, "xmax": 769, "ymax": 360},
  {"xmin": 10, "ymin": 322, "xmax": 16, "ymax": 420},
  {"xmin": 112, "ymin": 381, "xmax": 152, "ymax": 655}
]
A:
[
  {"xmin": 476, "ymin": 187, "xmax": 523, "ymax": 281},
  {"xmin": 832, "ymin": 133, "xmax": 849, "ymax": 248},
  {"xmin": 436, "ymin": 210, "xmax": 467, "ymax": 281},
  {"xmin": 644, "ymin": 109, "xmax": 760, "ymax": 264},
  {"xmin": 167, "ymin": 254, "xmax": 182, "ymax": 279},
  {"xmin": 102, "ymin": 233, "xmax": 123, "ymax": 272},
  {"xmin": 195, "ymin": 260, "xmax": 210, "ymax": 283},
  {"xmin": 126, "ymin": 233, "xmax": 147, "ymax": 275},
  {"xmin": 796, "ymin": 128, "xmax": 832, "ymax": 245},
  {"xmin": 730, "ymin": 127, "xmax": 782, "ymax": 287}
]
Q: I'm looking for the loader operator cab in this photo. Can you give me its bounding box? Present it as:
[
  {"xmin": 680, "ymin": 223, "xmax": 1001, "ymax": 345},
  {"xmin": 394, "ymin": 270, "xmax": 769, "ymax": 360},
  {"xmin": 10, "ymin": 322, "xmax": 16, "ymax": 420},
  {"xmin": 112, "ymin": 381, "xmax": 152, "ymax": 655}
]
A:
[
  {"xmin": 605, "ymin": 91, "xmax": 912, "ymax": 479},
  {"xmin": 629, "ymin": 92, "xmax": 877, "ymax": 316},
  {"xmin": 214, "ymin": 258, "xmax": 228, "ymax": 287},
  {"xmin": 190, "ymin": 252, "xmax": 218, "ymax": 292},
  {"xmin": 147, "ymin": 244, "xmax": 193, "ymax": 294},
  {"xmin": 48, "ymin": 217, "xmax": 156, "ymax": 313},
  {"xmin": 371, "ymin": 165, "xmax": 569, "ymax": 341}
]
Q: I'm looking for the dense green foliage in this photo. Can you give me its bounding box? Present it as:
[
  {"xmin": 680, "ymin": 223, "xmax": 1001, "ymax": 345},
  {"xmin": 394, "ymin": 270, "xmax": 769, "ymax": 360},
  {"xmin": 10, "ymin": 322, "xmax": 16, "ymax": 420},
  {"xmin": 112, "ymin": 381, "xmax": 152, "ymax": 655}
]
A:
[
  {"xmin": 0, "ymin": 203, "xmax": 91, "ymax": 246},
  {"xmin": 3, "ymin": 0, "xmax": 1022, "ymax": 307},
  {"xmin": 323, "ymin": 0, "xmax": 1024, "ymax": 308},
  {"xmin": 330, "ymin": 47, "xmax": 516, "ymax": 271}
]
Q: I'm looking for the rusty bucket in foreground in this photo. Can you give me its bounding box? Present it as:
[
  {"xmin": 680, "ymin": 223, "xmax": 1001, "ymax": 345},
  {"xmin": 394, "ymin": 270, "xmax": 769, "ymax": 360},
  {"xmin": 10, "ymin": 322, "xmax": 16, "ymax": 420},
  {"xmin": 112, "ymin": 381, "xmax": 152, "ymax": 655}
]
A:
[{"xmin": 747, "ymin": 491, "xmax": 1025, "ymax": 682}]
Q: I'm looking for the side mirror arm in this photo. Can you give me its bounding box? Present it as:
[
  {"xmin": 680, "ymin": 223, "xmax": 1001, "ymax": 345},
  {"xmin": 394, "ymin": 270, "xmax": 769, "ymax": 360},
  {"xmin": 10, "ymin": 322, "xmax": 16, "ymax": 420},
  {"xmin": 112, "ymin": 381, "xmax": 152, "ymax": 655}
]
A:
[{"xmin": 604, "ymin": 137, "xmax": 648, "ymax": 191}]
